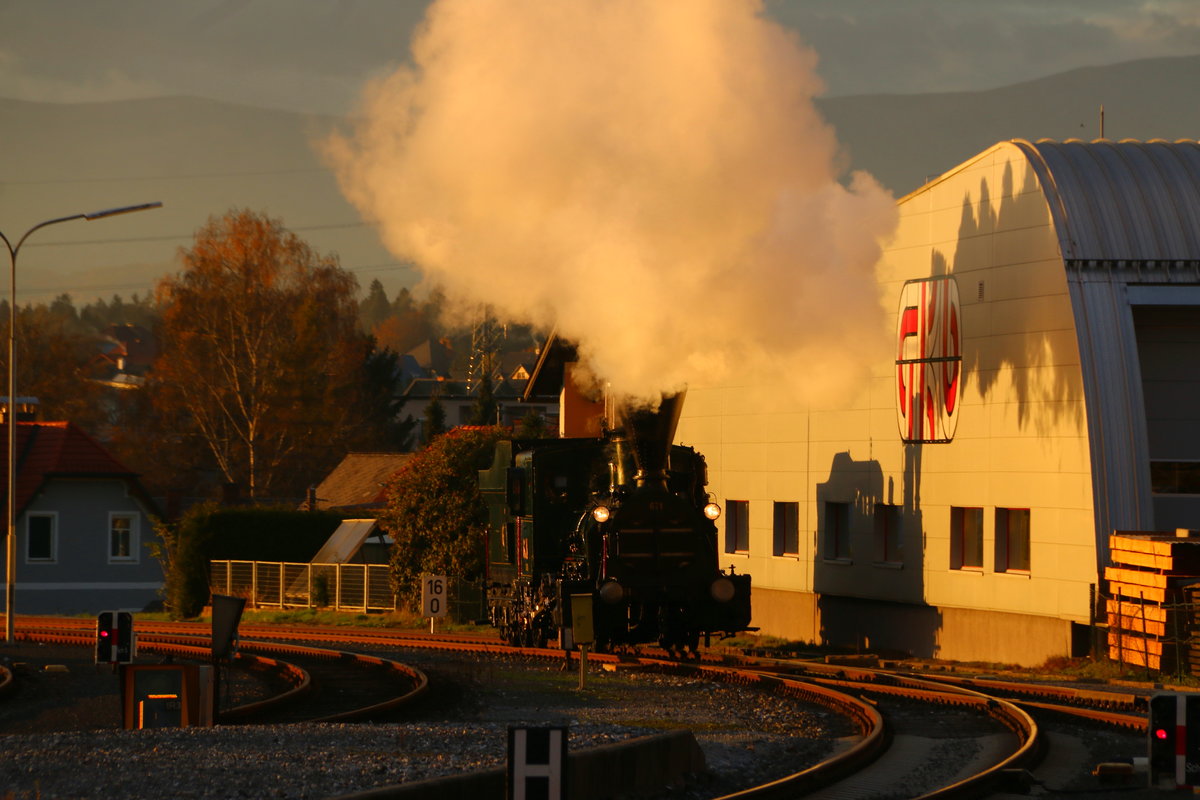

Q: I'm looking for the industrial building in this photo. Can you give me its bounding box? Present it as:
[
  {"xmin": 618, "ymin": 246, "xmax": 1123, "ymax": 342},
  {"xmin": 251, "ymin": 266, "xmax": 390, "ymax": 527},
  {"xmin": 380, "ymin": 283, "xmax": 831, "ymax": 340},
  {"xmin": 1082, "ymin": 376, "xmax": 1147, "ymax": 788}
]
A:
[{"xmin": 676, "ymin": 139, "xmax": 1200, "ymax": 666}]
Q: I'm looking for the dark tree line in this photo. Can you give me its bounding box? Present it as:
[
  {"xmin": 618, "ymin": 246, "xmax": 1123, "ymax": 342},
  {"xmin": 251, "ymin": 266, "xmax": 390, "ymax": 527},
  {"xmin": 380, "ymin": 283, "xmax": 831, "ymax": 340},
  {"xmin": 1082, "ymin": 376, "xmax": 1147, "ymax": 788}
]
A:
[
  {"xmin": 3, "ymin": 210, "xmax": 423, "ymax": 499},
  {"xmin": 5, "ymin": 208, "xmax": 550, "ymax": 503}
]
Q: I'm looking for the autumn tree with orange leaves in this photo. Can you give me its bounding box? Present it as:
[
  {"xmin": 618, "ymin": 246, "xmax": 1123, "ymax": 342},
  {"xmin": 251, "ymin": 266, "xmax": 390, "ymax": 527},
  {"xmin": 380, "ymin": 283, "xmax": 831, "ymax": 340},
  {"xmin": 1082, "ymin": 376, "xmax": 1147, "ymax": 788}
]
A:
[{"xmin": 149, "ymin": 209, "xmax": 396, "ymax": 498}]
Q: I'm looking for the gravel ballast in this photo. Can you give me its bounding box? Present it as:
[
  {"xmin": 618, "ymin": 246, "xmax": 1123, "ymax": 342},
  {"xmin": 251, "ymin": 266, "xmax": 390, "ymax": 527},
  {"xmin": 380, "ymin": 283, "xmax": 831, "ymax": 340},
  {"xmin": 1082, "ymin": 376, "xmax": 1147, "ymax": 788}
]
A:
[{"xmin": 1, "ymin": 643, "xmax": 848, "ymax": 799}]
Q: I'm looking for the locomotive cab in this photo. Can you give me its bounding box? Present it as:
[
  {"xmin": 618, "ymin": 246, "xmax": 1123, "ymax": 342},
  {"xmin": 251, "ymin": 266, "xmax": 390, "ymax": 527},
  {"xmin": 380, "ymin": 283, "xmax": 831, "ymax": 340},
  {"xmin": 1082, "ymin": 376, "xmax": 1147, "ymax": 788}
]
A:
[
  {"xmin": 480, "ymin": 391, "xmax": 752, "ymax": 651},
  {"xmin": 579, "ymin": 448, "xmax": 751, "ymax": 650}
]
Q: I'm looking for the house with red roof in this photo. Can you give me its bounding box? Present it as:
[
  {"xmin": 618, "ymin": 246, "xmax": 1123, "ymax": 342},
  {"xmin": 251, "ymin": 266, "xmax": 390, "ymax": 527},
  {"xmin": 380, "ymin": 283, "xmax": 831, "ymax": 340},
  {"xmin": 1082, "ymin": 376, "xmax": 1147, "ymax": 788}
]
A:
[{"xmin": 2, "ymin": 421, "xmax": 163, "ymax": 615}]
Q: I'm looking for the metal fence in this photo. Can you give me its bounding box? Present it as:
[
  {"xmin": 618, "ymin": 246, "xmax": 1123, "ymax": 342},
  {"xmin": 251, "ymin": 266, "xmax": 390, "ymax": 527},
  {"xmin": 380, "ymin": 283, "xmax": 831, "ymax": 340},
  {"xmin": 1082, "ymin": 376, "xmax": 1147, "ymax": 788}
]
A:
[
  {"xmin": 209, "ymin": 560, "xmax": 398, "ymax": 612},
  {"xmin": 208, "ymin": 560, "xmax": 485, "ymax": 621}
]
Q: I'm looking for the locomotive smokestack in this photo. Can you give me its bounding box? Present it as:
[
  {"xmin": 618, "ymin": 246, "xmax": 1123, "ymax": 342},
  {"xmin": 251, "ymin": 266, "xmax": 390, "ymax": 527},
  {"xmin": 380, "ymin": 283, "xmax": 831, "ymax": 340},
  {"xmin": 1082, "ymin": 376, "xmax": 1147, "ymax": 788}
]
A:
[{"xmin": 618, "ymin": 390, "xmax": 685, "ymax": 490}]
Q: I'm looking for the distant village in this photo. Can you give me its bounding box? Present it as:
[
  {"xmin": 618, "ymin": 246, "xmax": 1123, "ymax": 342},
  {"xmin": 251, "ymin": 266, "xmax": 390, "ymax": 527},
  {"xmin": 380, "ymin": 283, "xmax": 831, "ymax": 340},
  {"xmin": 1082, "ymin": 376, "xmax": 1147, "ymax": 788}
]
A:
[{"xmin": 4, "ymin": 249, "xmax": 559, "ymax": 617}]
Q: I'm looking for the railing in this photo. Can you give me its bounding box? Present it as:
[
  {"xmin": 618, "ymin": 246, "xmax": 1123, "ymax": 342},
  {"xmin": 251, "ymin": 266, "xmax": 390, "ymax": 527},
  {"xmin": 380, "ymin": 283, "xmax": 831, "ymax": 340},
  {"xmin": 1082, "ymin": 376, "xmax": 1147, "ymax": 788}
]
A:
[
  {"xmin": 209, "ymin": 560, "xmax": 397, "ymax": 613},
  {"xmin": 208, "ymin": 561, "xmax": 485, "ymax": 621}
]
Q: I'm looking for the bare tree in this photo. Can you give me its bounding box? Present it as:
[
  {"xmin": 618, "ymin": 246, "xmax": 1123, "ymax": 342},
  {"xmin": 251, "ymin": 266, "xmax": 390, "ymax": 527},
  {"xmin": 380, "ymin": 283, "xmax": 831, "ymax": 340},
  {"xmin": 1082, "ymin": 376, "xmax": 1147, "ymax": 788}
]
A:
[{"xmin": 152, "ymin": 209, "xmax": 364, "ymax": 497}]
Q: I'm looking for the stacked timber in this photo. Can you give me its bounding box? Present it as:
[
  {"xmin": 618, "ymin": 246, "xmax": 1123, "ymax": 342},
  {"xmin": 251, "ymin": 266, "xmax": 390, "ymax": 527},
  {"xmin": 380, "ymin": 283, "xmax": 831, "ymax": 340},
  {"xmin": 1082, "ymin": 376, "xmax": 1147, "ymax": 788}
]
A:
[{"xmin": 1105, "ymin": 530, "xmax": 1200, "ymax": 672}]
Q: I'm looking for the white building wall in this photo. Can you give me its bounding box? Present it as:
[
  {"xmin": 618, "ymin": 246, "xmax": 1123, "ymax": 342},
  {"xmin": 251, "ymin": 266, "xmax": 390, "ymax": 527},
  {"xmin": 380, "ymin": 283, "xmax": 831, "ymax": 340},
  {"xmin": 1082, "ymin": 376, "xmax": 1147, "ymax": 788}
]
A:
[{"xmin": 678, "ymin": 143, "xmax": 1100, "ymax": 664}]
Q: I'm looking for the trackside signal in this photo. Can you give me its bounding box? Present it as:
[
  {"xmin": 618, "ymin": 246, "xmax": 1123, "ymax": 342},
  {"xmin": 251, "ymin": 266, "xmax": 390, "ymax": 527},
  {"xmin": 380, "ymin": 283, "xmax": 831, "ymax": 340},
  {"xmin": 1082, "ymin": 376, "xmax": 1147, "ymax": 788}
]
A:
[
  {"xmin": 95, "ymin": 611, "xmax": 135, "ymax": 664},
  {"xmin": 1148, "ymin": 692, "xmax": 1200, "ymax": 789}
]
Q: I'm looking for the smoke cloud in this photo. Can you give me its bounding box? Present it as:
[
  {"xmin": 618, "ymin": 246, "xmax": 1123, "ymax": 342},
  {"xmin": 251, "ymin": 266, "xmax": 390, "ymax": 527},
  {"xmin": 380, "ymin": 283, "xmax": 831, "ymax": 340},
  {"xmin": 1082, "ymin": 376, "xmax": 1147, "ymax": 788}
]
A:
[{"xmin": 327, "ymin": 0, "xmax": 897, "ymax": 405}]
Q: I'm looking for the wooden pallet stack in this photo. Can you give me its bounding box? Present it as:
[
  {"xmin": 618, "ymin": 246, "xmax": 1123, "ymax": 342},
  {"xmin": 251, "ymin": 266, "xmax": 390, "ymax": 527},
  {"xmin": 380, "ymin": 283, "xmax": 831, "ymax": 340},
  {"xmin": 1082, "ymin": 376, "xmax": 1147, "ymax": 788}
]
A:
[{"xmin": 1105, "ymin": 530, "xmax": 1200, "ymax": 672}]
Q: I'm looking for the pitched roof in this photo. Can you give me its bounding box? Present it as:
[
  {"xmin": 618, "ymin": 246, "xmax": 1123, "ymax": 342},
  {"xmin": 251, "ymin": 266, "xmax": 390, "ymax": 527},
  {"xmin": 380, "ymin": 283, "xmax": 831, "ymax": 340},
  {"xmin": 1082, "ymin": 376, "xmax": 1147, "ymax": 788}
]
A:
[
  {"xmin": 0, "ymin": 421, "xmax": 150, "ymax": 517},
  {"xmin": 405, "ymin": 339, "xmax": 455, "ymax": 377},
  {"xmin": 523, "ymin": 330, "xmax": 578, "ymax": 400},
  {"xmin": 309, "ymin": 452, "xmax": 413, "ymax": 511}
]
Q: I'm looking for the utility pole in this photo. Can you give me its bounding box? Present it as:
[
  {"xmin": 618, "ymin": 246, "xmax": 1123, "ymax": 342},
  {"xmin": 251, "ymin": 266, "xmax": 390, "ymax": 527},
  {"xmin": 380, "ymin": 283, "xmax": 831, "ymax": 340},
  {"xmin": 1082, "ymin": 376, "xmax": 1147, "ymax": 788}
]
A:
[{"xmin": 468, "ymin": 309, "xmax": 504, "ymax": 392}]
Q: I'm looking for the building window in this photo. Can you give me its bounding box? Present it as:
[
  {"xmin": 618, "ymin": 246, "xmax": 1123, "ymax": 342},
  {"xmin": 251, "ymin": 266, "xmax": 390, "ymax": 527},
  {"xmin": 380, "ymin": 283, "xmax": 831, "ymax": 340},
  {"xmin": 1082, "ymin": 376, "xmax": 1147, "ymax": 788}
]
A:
[
  {"xmin": 950, "ymin": 507, "xmax": 984, "ymax": 570},
  {"xmin": 995, "ymin": 508, "xmax": 1031, "ymax": 573},
  {"xmin": 725, "ymin": 500, "xmax": 749, "ymax": 554},
  {"xmin": 772, "ymin": 501, "xmax": 799, "ymax": 556},
  {"xmin": 110, "ymin": 513, "xmax": 139, "ymax": 562},
  {"xmin": 823, "ymin": 501, "xmax": 850, "ymax": 560},
  {"xmin": 874, "ymin": 504, "xmax": 902, "ymax": 564},
  {"xmin": 1150, "ymin": 461, "xmax": 1200, "ymax": 494},
  {"xmin": 26, "ymin": 513, "xmax": 56, "ymax": 562}
]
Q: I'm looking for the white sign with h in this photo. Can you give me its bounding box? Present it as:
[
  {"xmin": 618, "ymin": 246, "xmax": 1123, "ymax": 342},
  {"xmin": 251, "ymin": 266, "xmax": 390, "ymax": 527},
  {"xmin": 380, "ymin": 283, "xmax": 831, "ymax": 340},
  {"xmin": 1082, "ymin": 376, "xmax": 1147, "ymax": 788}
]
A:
[{"xmin": 507, "ymin": 726, "xmax": 567, "ymax": 800}]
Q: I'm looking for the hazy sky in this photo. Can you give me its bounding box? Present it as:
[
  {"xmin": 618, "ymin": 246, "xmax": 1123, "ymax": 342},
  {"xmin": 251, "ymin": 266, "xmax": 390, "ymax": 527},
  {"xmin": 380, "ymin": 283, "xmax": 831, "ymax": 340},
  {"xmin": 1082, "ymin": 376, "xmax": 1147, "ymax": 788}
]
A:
[
  {"xmin": 3, "ymin": 0, "xmax": 1199, "ymax": 114},
  {"xmin": 2, "ymin": 0, "xmax": 1198, "ymax": 313}
]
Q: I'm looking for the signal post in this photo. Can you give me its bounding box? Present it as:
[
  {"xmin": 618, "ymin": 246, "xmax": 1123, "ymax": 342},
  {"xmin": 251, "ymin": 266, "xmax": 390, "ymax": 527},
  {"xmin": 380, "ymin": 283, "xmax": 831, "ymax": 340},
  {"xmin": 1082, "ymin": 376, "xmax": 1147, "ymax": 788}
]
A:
[
  {"xmin": 95, "ymin": 610, "xmax": 135, "ymax": 667},
  {"xmin": 1149, "ymin": 692, "xmax": 1200, "ymax": 789}
]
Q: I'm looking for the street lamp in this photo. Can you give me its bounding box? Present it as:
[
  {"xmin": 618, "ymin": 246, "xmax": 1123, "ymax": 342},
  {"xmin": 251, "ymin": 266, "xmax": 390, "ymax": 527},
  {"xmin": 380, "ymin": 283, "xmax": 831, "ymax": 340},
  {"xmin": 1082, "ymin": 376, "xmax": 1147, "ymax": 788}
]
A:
[{"xmin": 1, "ymin": 202, "xmax": 162, "ymax": 643}]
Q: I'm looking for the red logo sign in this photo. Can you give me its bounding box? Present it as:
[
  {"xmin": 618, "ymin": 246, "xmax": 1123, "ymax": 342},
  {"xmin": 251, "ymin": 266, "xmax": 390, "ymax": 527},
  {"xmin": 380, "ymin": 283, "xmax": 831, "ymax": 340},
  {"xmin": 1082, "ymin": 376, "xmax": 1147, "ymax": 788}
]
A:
[{"xmin": 896, "ymin": 277, "xmax": 961, "ymax": 443}]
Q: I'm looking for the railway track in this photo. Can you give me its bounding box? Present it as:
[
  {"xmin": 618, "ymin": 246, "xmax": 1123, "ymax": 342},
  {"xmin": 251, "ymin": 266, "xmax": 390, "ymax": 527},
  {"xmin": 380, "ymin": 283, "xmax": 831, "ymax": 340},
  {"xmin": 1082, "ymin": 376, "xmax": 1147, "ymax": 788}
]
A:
[
  {"xmin": 4, "ymin": 616, "xmax": 1157, "ymax": 798},
  {"xmin": 734, "ymin": 655, "xmax": 1154, "ymax": 798},
  {"xmin": 6, "ymin": 620, "xmax": 428, "ymax": 724}
]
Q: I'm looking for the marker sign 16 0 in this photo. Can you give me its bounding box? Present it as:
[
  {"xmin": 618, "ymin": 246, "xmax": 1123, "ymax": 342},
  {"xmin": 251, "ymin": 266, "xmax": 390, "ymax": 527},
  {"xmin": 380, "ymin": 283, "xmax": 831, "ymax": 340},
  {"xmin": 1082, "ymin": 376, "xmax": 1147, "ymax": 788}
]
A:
[{"xmin": 422, "ymin": 574, "xmax": 448, "ymax": 618}]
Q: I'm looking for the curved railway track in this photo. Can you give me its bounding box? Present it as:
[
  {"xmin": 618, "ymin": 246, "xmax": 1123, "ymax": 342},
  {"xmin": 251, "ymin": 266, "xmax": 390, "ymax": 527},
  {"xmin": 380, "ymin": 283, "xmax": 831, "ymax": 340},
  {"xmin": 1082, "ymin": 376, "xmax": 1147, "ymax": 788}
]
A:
[
  {"xmin": 4, "ymin": 616, "xmax": 1155, "ymax": 798},
  {"xmin": 735, "ymin": 655, "xmax": 1152, "ymax": 798},
  {"xmin": 6, "ymin": 621, "xmax": 428, "ymax": 724}
]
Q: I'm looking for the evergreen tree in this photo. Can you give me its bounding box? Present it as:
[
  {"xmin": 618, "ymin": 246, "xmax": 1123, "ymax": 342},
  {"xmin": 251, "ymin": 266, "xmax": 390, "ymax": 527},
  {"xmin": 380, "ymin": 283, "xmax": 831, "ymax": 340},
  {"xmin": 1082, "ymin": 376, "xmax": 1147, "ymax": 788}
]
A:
[
  {"xmin": 48, "ymin": 293, "xmax": 83, "ymax": 332},
  {"xmin": 392, "ymin": 286, "xmax": 415, "ymax": 317},
  {"xmin": 359, "ymin": 278, "xmax": 393, "ymax": 333},
  {"xmin": 79, "ymin": 296, "xmax": 110, "ymax": 331},
  {"xmin": 424, "ymin": 393, "xmax": 446, "ymax": 442},
  {"xmin": 469, "ymin": 371, "xmax": 498, "ymax": 425},
  {"xmin": 379, "ymin": 427, "xmax": 503, "ymax": 608},
  {"xmin": 516, "ymin": 409, "xmax": 550, "ymax": 439}
]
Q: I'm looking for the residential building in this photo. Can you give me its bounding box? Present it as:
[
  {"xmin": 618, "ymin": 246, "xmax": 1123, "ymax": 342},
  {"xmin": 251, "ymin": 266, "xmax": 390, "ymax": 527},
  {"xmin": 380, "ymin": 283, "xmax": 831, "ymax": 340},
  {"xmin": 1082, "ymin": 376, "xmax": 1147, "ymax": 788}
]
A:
[{"xmin": 3, "ymin": 421, "xmax": 163, "ymax": 615}]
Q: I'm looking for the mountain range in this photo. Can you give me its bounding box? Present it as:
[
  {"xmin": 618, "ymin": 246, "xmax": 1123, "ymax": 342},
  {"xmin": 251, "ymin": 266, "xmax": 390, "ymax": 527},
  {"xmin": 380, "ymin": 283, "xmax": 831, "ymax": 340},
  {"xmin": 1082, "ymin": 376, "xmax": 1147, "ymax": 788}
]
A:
[{"xmin": 1, "ymin": 54, "xmax": 1196, "ymax": 305}]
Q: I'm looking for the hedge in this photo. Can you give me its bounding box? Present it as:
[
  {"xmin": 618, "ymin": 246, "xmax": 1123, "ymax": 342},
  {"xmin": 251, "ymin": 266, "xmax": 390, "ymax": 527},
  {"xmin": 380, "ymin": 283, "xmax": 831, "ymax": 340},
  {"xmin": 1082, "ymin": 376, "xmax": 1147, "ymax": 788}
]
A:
[{"xmin": 156, "ymin": 503, "xmax": 346, "ymax": 619}]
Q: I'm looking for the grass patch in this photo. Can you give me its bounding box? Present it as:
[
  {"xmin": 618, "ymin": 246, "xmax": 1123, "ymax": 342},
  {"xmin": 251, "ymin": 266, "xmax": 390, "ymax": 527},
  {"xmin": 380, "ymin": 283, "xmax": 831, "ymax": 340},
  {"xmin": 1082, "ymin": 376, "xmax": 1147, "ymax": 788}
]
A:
[
  {"xmin": 1035, "ymin": 655, "xmax": 1200, "ymax": 686},
  {"xmin": 131, "ymin": 607, "xmax": 494, "ymax": 634},
  {"xmin": 708, "ymin": 632, "xmax": 822, "ymax": 658}
]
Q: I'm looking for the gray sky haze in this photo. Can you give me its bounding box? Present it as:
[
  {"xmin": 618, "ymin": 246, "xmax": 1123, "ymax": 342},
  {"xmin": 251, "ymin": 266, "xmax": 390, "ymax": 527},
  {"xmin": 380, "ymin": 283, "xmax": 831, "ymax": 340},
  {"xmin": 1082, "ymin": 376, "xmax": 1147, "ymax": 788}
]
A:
[
  {"xmin": 3, "ymin": 1, "xmax": 1198, "ymax": 113},
  {"xmin": 1, "ymin": 0, "xmax": 1197, "ymax": 311}
]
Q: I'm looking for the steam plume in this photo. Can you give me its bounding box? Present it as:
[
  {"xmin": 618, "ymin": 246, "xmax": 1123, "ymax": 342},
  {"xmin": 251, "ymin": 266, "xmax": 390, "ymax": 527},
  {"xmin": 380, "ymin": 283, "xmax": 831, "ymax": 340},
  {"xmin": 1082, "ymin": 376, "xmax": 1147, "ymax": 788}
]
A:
[{"xmin": 327, "ymin": 0, "xmax": 897, "ymax": 404}]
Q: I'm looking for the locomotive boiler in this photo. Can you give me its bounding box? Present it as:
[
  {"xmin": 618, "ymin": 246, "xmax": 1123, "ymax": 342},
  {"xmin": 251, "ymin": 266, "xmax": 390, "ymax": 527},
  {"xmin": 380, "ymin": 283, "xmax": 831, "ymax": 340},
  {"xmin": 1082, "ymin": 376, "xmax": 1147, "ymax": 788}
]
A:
[{"xmin": 479, "ymin": 392, "xmax": 751, "ymax": 651}]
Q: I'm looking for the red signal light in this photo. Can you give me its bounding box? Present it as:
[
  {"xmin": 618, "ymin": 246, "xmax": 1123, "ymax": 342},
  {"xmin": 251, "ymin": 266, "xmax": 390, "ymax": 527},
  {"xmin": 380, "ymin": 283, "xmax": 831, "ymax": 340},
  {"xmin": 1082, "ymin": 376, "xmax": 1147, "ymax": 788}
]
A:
[
  {"xmin": 1156, "ymin": 728, "xmax": 1170, "ymax": 740},
  {"xmin": 100, "ymin": 630, "xmax": 110, "ymax": 638}
]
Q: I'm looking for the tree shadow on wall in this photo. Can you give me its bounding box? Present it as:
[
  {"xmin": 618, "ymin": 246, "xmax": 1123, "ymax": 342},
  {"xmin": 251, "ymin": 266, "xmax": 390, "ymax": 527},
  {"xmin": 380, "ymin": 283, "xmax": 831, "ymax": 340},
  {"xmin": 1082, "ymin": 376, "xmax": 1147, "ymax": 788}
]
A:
[
  {"xmin": 950, "ymin": 160, "xmax": 1085, "ymax": 436},
  {"xmin": 813, "ymin": 447, "xmax": 943, "ymax": 658}
]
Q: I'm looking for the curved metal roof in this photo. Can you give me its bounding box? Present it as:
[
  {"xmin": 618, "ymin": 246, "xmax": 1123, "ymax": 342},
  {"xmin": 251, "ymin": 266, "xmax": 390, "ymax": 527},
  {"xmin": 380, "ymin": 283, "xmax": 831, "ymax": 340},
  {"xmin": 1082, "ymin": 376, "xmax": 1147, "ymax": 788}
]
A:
[{"xmin": 1012, "ymin": 139, "xmax": 1200, "ymax": 263}]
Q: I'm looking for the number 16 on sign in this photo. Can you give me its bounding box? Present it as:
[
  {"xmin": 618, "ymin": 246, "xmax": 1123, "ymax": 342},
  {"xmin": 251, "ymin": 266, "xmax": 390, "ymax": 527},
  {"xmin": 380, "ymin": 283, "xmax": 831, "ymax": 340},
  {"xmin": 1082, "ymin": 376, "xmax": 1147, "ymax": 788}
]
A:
[{"xmin": 422, "ymin": 574, "xmax": 447, "ymax": 633}]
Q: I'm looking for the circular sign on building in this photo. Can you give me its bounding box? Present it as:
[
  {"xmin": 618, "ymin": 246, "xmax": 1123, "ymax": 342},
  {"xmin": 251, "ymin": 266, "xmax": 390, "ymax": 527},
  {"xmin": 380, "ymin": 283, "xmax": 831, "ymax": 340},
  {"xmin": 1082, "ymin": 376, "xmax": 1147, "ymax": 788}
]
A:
[{"xmin": 896, "ymin": 276, "xmax": 962, "ymax": 443}]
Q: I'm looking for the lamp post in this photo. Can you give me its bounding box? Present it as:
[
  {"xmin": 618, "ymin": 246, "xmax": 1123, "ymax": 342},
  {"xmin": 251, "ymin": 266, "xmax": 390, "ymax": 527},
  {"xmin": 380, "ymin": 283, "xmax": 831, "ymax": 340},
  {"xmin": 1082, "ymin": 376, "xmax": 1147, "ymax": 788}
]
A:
[{"xmin": 1, "ymin": 202, "xmax": 162, "ymax": 643}]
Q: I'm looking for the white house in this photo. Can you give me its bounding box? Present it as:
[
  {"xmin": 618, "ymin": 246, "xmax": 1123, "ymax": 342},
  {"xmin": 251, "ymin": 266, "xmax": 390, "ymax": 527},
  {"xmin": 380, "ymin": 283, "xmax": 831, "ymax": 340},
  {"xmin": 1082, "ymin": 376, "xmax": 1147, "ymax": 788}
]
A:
[{"xmin": 4, "ymin": 421, "xmax": 163, "ymax": 615}]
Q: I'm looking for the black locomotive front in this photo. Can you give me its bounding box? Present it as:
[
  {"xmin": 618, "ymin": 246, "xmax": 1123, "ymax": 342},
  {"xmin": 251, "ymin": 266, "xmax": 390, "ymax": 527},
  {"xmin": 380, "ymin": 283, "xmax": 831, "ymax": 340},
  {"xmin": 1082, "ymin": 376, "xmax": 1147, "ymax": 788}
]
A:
[{"xmin": 480, "ymin": 391, "xmax": 751, "ymax": 651}]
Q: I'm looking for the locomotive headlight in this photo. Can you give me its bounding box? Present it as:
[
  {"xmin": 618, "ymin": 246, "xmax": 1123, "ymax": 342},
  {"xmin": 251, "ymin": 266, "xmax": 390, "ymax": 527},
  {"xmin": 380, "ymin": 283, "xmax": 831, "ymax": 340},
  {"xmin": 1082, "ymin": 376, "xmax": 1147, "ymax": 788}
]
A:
[
  {"xmin": 710, "ymin": 577, "xmax": 736, "ymax": 603},
  {"xmin": 703, "ymin": 502, "xmax": 722, "ymax": 521},
  {"xmin": 599, "ymin": 579, "xmax": 625, "ymax": 604},
  {"xmin": 592, "ymin": 506, "xmax": 611, "ymax": 523}
]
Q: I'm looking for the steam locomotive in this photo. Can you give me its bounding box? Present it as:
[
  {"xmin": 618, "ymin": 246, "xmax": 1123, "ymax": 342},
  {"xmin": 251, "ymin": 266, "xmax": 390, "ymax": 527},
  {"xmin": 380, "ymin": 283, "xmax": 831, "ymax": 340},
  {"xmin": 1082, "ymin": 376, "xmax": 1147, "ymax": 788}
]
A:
[{"xmin": 478, "ymin": 392, "xmax": 751, "ymax": 652}]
